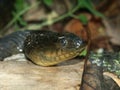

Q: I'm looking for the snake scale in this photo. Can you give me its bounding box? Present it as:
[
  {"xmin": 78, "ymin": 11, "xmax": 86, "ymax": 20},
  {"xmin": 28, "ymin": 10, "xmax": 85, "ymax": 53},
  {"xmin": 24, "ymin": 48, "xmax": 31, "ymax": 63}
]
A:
[{"xmin": 0, "ymin": 30, "xmax": 86, "ymax": 66}]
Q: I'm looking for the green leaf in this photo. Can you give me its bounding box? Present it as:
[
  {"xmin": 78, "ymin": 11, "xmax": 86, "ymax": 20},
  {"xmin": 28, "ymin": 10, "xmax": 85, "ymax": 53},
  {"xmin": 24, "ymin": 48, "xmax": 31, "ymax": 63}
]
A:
[
  {"xmin": 78, "ymin": 14, "xmax": 88, "ymax": 25},
  {"xmin": 18, "ymin": 17, "xmax": 27, "ymax": 26},
  {"xmin": 78, "ymin": 0, "xmax": 105, "ymax": 18},
  {"xmin": 88, "ymin": 7, "xmax": 105, "ymax": 18},
  {"xmin": 14, "ymin": 0, "xmax": 25, "ymax": 12},
  {"xmin": 84, "ymin": 0, "xmax": 94, "ymax": 8},
  {"xmin": 79, "ymin": 49, "xmax": 87, "ymax": 56},
  {"xmin": 43, "ymin": 0, "xmax": 53, "ymax": 6}
]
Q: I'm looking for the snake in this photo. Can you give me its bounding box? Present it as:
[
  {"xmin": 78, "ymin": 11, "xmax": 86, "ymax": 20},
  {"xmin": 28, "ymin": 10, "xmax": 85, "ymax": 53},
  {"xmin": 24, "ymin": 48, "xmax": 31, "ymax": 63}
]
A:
[{"xmin": 0, "ymin": 30, "xmax": 86, "ymax": 66}]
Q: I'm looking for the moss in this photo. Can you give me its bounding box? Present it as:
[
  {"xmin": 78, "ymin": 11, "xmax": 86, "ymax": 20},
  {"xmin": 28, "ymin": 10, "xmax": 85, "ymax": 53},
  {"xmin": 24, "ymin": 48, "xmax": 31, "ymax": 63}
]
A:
[{"xmin": 89, "ymin": 51, "xmax": 120, "ymax": 78}]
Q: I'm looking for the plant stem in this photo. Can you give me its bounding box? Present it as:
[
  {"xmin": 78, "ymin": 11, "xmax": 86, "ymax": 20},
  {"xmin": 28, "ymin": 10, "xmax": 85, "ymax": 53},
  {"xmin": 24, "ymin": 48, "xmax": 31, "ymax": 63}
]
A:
[
  {"xmin": 3, "ymin": 2, "xmax": 40, "ymax": 31},
  {"xmin": 24, "ymin": 2, "xmax": 81, "ymax": 30}
]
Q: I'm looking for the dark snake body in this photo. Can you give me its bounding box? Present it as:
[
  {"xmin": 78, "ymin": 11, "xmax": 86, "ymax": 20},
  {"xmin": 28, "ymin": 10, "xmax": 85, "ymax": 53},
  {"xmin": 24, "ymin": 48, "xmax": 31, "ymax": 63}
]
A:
[
  {"xmin": 0, "ymin": 30, "xmax": 30, "ymax": 60},
  {"xmin": 0, "ymin": 30, "xmax": 86, "ymax": 66}
]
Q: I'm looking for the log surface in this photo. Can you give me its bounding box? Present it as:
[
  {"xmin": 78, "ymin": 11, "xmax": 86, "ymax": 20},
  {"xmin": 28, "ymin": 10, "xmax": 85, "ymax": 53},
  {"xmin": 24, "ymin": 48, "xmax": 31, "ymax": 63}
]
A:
[{"xmin": 0, "ymin": 57, "xmax": 84, "ymax": 90}]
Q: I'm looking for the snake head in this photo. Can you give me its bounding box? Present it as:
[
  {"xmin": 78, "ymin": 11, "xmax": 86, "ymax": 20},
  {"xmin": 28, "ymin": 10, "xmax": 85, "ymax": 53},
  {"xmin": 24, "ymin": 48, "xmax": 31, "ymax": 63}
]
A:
[{"xmin": 58, "ymin": 32, "xmax": 86, "ymax": 52}]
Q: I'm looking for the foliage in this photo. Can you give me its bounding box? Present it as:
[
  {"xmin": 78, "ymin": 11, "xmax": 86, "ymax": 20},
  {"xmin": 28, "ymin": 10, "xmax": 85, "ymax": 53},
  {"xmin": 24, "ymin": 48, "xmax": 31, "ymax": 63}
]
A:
[
  {"xmin": 79, "ymin": 48, "xmax": 87, "ymax": 56},
  {"xmin": 76, "ymin": 0, "xmax": 104, "ymax": 25},
  {"xmin": 13, "ymin": 0, "xmax": 28, "ymax": 28},
  {"xmin": 78, "ymin": 14, "xmax": 88, "ymax": 25},
  {"xmin": 4, "ymin": 0, "xmax": 104, "ymax": 30},
  {"xmin": 4, "ymin": 0, "xmax": 40, "ymax": 30},
  {"xmin": 78, "ymin": 0, "xmax": 104, "ymax": 18},
  {"xmin": 43, "ymin": 0, "xmax": 53, "ymax": 6}
]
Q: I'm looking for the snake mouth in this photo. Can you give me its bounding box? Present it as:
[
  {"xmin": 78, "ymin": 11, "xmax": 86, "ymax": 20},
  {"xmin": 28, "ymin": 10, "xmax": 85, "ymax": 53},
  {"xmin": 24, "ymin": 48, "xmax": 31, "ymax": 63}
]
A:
[
  {"xmin": 27, "ymin": 46, "xmax": 86, "ymax": 66},
  {"xmin": 74, "ymin": 40, "xmax": 87, "ymax": 52}
]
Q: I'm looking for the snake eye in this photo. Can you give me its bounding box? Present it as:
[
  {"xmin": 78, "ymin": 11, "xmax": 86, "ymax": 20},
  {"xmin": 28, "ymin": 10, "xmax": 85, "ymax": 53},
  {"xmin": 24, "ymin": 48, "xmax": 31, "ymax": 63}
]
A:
[
  {"xmin": 62, "ymin": 39, "xmax": 68, "ymax": 47},
  {"xmin": 59, "ymin": 36, "xmax": 68, "ymax": 47}
]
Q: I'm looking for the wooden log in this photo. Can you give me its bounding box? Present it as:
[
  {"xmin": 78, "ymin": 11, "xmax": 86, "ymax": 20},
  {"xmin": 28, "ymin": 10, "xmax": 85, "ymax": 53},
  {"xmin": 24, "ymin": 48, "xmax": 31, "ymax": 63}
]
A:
[{"xmin": 0, "ymin": 57, "xmax": 84, "ymax": 90}]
